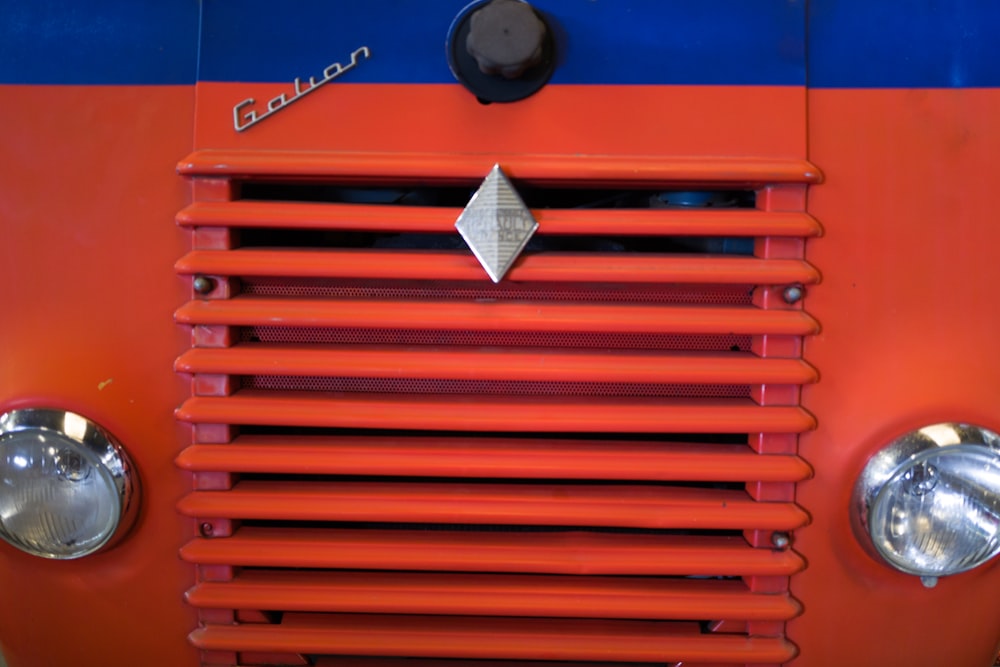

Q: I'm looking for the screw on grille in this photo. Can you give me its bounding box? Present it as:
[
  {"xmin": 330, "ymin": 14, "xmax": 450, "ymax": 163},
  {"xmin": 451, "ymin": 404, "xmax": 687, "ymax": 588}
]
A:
[
  {"xmin": 193, "ymin": 276, "xmax": 216, "ymax": 295},
  {"xmin": 771, "ymin": 532, "xmax": 791, "ymax": 550},
  {"xmin": 782, "ymin": 284, "xmax": 804, "ymax": 304},
  {"xmin": 455, "ymin": 164, "xmax": 538, "ymax": 282}
]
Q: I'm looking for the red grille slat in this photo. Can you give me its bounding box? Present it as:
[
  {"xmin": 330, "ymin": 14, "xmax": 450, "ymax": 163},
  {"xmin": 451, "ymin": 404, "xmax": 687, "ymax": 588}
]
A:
[
  {"xmin": 177, "ymin": 482, "xmax": 809, "ymax": 531},
  {"xmin": 177, "ymin": 149, "xmax": 821, "ymax": 185},
  {"xmin": 310, "ymin": 660, "xmax": 719, "ymax": 667},
  {"xmin": 175, "ymin": 297, "xmax": 820, "ymax": 335},
  {"xmin": 179, "ymin": 527, "xmax": 805, "ymax": 576},
  {"xmin": 176, "ymin": 345, "xmax": 816, "ymax": 385},
  {"xmin": 188, "ymin": 613, "xmax": 798, "ymax": 663},
  {"xmin": 310, "ymin": 660, "xmax": 667, "ymax": 667},
  {"xmin": 176, "ymin": 200, "xmax": 822, "ymax": 237},
  {"xmin": 175, "ymin": 437, "xmax": 813, "ymax": 482},
  {"xmin": 186, "ymin": 571, "xmax": 801, "ymax": 621},
  {"xmin": 176, "ymin": 248, "xmax": 820, "ymax": 284},
  {"xmin": 176, "ymin": 391, "xmax": 815, "ymax": 433}
]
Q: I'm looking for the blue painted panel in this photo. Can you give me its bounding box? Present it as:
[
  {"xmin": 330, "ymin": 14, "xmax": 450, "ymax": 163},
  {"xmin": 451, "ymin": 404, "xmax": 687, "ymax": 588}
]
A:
[
  {"xmin": 4, "ymin": 1, "xmax": 999, "ymax": 88},
  {"xmin": 808, "ymin": 0, "xmax": 1000, "ymax": 88},
  {"xmin": 198, "ymin": 0, "xmax": 805, "ymax": 85},
  {"xmin": 0, "ymin": 0, "xmax": 200, "ymax": 85}
]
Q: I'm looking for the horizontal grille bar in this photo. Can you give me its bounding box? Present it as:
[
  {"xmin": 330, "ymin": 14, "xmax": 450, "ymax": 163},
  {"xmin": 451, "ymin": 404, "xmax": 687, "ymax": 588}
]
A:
[
  {"xmin": 175, "ymin": 437, "xmax": 812, "ymax": 482},
  {"xmin": 175, "ymin": 248, "xmax": 820, "ymax": 284},
  {"xmin": 175, "ymin": 298, "xmax": 820, "ymax": 335},
  {"xmin": 311, "ymin": 660, "xmax": 668, "ymax": 667},
  {"xmin": 175, "ymin": 346, "xmax": 817, "ymax": 385},
  {"xmin": 177, "ymin": 150, "xmax": 822, "ymax": 186},
  {"xmin": 310, "ymin": 660, "xmax": 687, "ymax": 667},
  {"xmin": 188, "ymin": 613, "xmax": 798, "ymax": 663},
  {"xmin": 177, "ymin": 482, "xmax": 809, "ymax": 530},
  {"xmin": 185, "ymin": 571, "xmax": 801, "ymax": 621},
  {"xmin": 176, "ymin": 201, "xmax": 823, "ymax": 237},
  {"xmin": 175, "ymin": 392, "xmax": 816, "ymax": 432},
  {"xmin": 180, "ymin": 527, "xmax": 805, "ymax": 575}
]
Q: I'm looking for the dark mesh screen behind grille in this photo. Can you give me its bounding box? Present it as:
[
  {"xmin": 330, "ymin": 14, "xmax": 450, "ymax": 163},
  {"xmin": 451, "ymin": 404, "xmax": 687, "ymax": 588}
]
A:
[
  {"xmin": 240, "ymin": 327, "xmax": 752, "ymax": 351},
  {"xmin": 241, "ymin": 376, "xmax": 751, "ymax": 398},
  {"xmin": 240, "ymin": 278, "xmax": 754, "ymax": 305},
  {"xmin": 239, "ymin": 278, "xmax": 754, "ymax": 351}
]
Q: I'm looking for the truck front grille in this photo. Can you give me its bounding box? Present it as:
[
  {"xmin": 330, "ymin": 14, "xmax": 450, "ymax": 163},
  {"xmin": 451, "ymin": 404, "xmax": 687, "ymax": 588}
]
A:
[{"xmin": 175, "ymin": 150, "xmax": 820, "ymax": 667}]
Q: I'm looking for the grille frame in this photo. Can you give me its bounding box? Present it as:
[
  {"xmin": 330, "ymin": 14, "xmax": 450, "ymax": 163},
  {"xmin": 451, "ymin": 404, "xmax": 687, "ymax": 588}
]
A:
[{"xmin": 175, "ymin": 151, "xmax": 821, "ymax": 667}]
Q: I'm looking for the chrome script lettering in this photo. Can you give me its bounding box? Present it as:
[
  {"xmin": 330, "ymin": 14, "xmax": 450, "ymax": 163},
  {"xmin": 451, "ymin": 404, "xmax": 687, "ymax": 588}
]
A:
[{"xmin": 233, "ymin": 45, "xmax": 371, "ymax": 132}]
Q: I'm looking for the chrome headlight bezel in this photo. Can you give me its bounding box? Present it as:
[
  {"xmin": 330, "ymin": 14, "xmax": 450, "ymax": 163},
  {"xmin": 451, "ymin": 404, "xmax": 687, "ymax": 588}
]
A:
[
  {"xmin": 853, "ymin": 422, "xmax": 1000, "ymax": 579},
  {"xmin": 0, "ymin": 408, "xmax": 139, "ymax": 559}
]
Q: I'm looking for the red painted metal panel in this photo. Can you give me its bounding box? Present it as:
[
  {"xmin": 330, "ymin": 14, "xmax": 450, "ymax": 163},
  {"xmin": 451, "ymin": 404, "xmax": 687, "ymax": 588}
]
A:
[
  {"xmin": 175, "ymin": 297, "xmax": 820, "ymax": 335},
  {"xmin": 180, "ymin": 527, "xmax": 806, "ymax": 576},
  {"xmin": 193, "ymin": 84, "xmax": 806, "ymax": 157},
  {"xmin": 175, "ymin": 345, "xmax": 818, "ymax": 384},
  {"xmin": 176, "ymin": 200, "xmax": 823, "ymax": 237},
  {"xmin": 186, "ymin": 570, "xmax": 801, "ymax": 620},
  {"xmin": 175, "ymin": 391, "xmax": 817, "ymax": 432},
  {"xmin": 177, "ymin": 482, "xmax": 809, "ymax": 530},
  {"xmin": 0, "ymin": 85, "xmax": 199, "ymax": 667},
  {"xmin": 790, "ymin": 88, "xmax": 1000, "ymax": 667},
  {"xmin": 175, "ymin": 248, "xmax": 821, "ymax": 284},
  {"xmin": 187, "ymin": 613, "xmax": 798, "ymax": 663},
  {"xmin": 175, "ymin": 437, "xmax": 813, "ymax": 482}
]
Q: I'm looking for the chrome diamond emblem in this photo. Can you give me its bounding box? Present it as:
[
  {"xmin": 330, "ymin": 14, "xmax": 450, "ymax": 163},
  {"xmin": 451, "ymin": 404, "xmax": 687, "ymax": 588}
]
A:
[{"xmin": 455, "ymin": 164, "xmax": 538, "ymax": 282}]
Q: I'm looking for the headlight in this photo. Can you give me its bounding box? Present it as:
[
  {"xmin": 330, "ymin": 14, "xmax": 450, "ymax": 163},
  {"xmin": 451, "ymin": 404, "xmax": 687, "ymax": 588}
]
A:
[
  {"xmin": 854, "ymin": 423, "xmax": 1000, "ymax": 583},
  {"xmin": 0, "ymin": 409, "xmax": 138, "ymax": 559}
]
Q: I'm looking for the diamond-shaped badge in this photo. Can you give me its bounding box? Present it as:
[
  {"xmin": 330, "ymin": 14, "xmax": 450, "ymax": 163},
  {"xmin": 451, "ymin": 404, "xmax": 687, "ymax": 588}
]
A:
[{"xmin": 455, "ymin": 164, "xmax": 538, "ymax": 282}]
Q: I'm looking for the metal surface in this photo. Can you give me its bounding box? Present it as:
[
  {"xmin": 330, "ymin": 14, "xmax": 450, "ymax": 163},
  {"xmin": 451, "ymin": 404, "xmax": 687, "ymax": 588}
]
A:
[
  {"xmin": 789, "ymin": 87, "xmax": 1000, "ymax": 666},
  {"xmin": 176, "ymin": 392, "xmax": 815, "ymax": 432},
  {"xmin": 185, "ymin": 570, "xmax": 801, "ymax": 619},
  {"xmin": 175, "ymin": 248, "xmax": 821, "ymax": 284},
  {"xmin": 176, "ymin": 200, "xmax": 824, "ymax": 237},
  {"xmin": 455, "ymin": 164, "xmax": 538, "ymax": 282},
  {"xmin": 187, "ymin": 613, "xmax": 799, "ymax": 662},
  {"xmin": 176, "ymin": 346, "xmax": 817, "ymax": 384},
  {"xmin": 175, "ymin": 298, "xmax": 820, "ymax": 334},
  {"xmin": 191, "ymin": 276, "xmax": 214, "ymax": 295},
  {"xmin": 172, "ymin": 146, "xmax": 819, "ymax": 664},
  {"xmin": 232, "ymin": 46, "xmax": 370, "ymax": 131},
  {"xmin": 4, "ymin": 3, "xmax": 1000, "ymax": 665},
  {"xmin": 176, "ymin": 436, "xmax": 812, "ymax": 481},
  {"xmin": 853, "ymin": 423, "xmax": 1000, "ymax": 576},
  {"xmin": 180, "ymin": 527, "xmax": 806, "ymax": 574},
  {"xmin": 782, "ymin": 284, "xmax": 804, "ymax": 303},
  {"xmin": 0, "ymin": 409, "xmax": 139, "ymax": 558},
  {"xmin": 177, "ymin": 481, "xmax": 810, "ymax": 529},
  {"xmin": 177, "ymin": 150, "xmax": 822, "ymax": 184}
]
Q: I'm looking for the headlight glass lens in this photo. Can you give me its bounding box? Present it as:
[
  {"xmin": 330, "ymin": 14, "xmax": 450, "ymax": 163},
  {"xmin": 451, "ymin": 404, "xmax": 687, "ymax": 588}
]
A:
[
  {"xmin": 856, "ymin": 423, "xmax": 1000, "ymax": 577},
  {"xmin": 0, "ymin": 409, "xmax": 137, "ymax": 559}
]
